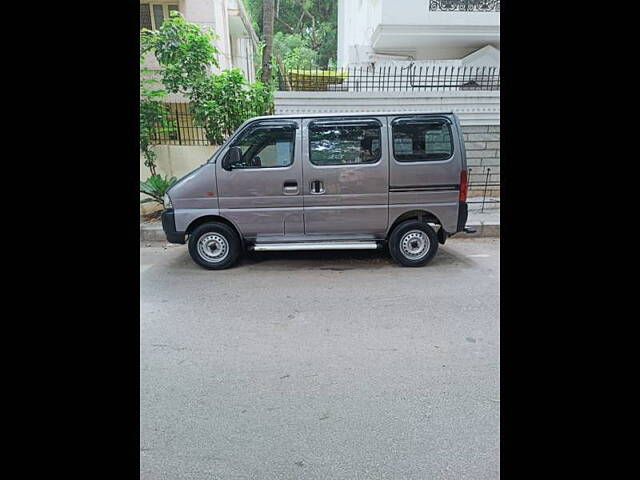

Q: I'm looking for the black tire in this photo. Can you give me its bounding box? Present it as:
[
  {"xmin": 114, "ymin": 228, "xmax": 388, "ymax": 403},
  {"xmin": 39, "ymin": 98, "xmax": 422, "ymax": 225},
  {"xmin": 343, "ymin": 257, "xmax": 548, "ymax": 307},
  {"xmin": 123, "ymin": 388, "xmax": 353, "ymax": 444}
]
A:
[
  {"xmin": 188, "ymin": 222, "xmax": 242, "ymax": 270},
  {"xmin": 388, "ymin": 220, "xmax": 439, "ymax": 267}
]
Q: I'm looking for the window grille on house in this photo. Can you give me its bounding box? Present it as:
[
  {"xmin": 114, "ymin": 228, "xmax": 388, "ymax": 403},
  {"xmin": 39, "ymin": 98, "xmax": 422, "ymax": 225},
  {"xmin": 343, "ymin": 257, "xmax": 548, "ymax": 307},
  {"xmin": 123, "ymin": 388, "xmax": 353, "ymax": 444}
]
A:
[
  {"xmin": 429, "ymin": 1, "xmax": 500, "ymax": 12},
  {"xmin": 140, "ymin": 3, "xmax": 179, "ymax": 30}
]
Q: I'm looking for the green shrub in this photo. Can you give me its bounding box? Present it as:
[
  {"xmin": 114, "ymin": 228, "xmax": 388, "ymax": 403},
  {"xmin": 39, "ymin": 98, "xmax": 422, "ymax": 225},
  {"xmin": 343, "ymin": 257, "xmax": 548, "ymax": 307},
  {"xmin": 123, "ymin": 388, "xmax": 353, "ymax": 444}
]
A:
[
  {"xmin": 191, "ymin": 70, "xmax": 273, "ymax": 145},
  {"xmin": 140, "ymin": 174, "xmax": 178, "ymax": 207}
]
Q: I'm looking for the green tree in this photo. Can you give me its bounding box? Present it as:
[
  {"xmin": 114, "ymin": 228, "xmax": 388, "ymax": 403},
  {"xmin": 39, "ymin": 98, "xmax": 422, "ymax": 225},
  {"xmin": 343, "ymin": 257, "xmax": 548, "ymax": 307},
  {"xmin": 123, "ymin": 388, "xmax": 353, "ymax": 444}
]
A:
[
  {"xmin": 273, "ymin": 31, "xmax": 317, "ymax": 69},
  {"xmin": 139, "ymin": 55, "xmax": 175, "ymax": 176},
  {"xmin": 141, "ymin": 11, "xmax": 274, "ymax": 146},
  {"xmin": 141, "ymin": 12, "xmax": 219, "ymax": 94},
  {"xmin": 261, "ymin": 0, "xmax": 275, "ymax": 83},
  {"xmin": 245, "ymin": 0, "xmax": 337, "ymax": 68}
]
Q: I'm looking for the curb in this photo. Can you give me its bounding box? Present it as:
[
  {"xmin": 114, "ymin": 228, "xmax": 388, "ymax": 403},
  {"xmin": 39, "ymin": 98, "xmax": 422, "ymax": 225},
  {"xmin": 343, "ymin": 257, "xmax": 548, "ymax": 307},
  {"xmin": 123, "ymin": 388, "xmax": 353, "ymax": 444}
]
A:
[
  {"xmin": 140, "ymin": 223, "xmax": 167, "ymax": 244},
  {"xmin": 140, "ymin": 221, "xmax": 500, "ymax": 243},
  {"xmin": 462, "ymin": 222, "xmax": 500, "ymax": 238}
]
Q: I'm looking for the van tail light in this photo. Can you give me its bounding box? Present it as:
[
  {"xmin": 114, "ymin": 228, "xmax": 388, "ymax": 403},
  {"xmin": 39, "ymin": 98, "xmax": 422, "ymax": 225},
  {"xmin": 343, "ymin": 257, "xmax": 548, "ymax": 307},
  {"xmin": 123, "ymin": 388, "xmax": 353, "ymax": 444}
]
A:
[{"xmin": 459, "ymin": 170, "xmax": 468, "ymax": 202}]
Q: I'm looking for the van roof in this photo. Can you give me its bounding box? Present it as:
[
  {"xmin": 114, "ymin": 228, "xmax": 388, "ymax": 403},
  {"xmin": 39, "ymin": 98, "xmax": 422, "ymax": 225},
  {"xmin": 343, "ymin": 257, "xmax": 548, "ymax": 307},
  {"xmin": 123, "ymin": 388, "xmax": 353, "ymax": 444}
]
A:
[{"xmin": 249, "ymin": 111, "xmax": 457, "ymax": 121}]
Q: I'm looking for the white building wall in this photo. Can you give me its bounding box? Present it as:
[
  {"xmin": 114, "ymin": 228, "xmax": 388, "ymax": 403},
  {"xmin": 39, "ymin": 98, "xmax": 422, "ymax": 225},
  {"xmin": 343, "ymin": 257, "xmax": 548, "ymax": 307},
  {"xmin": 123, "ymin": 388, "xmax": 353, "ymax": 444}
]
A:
[
  {"xmin": 337, "ymin": 0, "xmax": 383, "ymax": 66},
  {"xmin": 381, "ymin": 0, "xmax": 499, "ymax": 27},
  {"xmin": 182, "ymin": 0, "xmax": 216, "ymax": 31},
  {"xmin": 338, "ymin": 0, "xmax": 499, "ymax": 64},
  {"xmin": 274, "ymin": 90, "xmax": 499, "ymax": 126},
  {"xmin": 231, "ymin": 36, "xmax": 256, "ymax": 83}
]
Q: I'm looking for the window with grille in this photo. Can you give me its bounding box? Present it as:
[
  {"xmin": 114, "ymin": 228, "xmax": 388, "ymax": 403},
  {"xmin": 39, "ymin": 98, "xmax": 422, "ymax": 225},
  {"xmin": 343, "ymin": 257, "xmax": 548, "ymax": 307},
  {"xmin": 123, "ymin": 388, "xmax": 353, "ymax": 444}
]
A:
[{"xmin": 140, "ymin": 3, "xmax": 179, "ymax": 30}]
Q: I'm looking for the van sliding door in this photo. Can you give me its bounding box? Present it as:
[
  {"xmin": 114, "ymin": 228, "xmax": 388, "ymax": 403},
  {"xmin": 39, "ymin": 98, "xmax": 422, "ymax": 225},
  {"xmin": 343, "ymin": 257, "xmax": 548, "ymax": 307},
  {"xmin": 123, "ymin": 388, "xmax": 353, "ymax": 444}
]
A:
[{"xmin": 301, "ymin": 117, "xmax": 389, "ymax": 235}]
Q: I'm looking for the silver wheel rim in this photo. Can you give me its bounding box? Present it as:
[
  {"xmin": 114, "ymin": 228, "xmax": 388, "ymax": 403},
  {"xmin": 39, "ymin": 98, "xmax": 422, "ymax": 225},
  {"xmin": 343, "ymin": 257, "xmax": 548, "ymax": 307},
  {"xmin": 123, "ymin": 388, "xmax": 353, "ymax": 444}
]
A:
[
  {"xmin": 196, "ymin": 232, "xmax": 229, "ymax": 263},
  {"xmin": 400, "ymin": 229, "xmax": 430, "ymax": 260}
]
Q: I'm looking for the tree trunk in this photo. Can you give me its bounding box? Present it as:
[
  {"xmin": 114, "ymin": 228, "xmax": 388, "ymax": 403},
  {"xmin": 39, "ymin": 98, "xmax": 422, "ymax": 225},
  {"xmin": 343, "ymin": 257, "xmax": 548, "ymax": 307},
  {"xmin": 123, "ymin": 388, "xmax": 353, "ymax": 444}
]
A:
[{"xmin": 261, "ymin": 0, "xmax": 275, "ymax": 84}]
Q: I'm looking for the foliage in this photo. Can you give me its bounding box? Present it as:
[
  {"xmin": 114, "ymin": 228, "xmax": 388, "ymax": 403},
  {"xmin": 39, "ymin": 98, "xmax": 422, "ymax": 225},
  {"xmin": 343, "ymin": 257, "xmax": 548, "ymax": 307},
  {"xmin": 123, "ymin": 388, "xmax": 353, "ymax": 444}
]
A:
[
  {"xmin": 140, "ymin": 174, "xmax": 178, "ymax": 207},
  {"xmin": 273, "ymin": 32, "xmax": 317, "ymax": 70},
  {"xmin": 255, "ymin": 41, "xmax": 280, "ymax": 86},
  {"xmin": 139, "ymin": 100, "xmax": 168, "ymax": 176},
  {"xmin": 140, "ymin": 59, "xmax": 175, "ymax": 175},
  {"xmin": 141, "ymin": 13, "xmax": 219, "ymax": 93},
  {"xmin": 141, "ymin": 11, "xmax": 274, "ymax": 145},
  {"xmin": 190, "ymin": 70, "xmax": 274, "ymax": 145},
  {"xmin": 244, "ymin": 0, "xmax": 337, "ymax": 68},
  {"xmin": 246, "ymin": 80, "xmax": 275, "ymax": 118}
]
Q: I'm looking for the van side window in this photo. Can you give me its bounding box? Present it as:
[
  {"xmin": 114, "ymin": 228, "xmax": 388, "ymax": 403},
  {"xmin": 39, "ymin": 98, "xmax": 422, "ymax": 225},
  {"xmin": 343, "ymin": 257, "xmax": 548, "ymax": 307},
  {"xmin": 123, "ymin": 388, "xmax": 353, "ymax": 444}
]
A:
[
  {"xmin": 309, "ymin": 121, "xmax": 381, "ymax": 165},
  {"xmin": 228, "ymin": 124, "xmax": 295, "ymax": 169},
  {"xmin": 392, "ymin": 118, "xmax": 453, "ymax": 162}
]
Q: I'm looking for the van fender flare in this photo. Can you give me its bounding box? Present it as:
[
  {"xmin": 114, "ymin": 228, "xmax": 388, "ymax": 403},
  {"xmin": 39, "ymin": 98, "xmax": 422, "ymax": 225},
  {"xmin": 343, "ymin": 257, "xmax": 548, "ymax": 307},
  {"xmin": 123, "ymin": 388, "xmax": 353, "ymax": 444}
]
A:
[
  {"xmin": 184, "ymin": 213, "xmax": 245, "ymax": 249},
  {"xmin": 387, "ymin": 209, "xmax": 447, "ymax": 245}
]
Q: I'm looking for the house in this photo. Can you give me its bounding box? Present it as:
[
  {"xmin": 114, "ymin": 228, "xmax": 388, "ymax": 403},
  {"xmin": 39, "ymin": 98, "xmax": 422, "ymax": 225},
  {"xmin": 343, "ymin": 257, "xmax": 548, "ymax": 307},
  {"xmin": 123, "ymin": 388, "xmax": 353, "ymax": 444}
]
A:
[
  {"xmin": 140, "ymin": 0, "xmax": 258, "ymax": 83},
  {"xmin": 337, "ymin": 0, "xmax": 499, "ymax": 67}
]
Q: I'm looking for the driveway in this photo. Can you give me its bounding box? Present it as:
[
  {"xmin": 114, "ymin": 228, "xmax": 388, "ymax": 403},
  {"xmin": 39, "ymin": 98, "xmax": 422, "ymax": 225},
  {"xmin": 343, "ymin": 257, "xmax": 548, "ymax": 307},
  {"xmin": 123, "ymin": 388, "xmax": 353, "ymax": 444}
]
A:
[{"xmin": 140, "ymin": 238, "xmax": 500, "ymax": 479}]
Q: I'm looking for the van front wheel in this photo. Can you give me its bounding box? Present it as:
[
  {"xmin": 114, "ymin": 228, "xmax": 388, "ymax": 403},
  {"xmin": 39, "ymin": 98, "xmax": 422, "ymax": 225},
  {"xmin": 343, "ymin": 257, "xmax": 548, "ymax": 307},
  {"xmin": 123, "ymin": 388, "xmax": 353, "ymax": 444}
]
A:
[
  {"xmin": 388, "ymin": 220, "xmax": 439, "ymax": 267},
  {"xmin": 188, "ymin": 222, "xmax": 241, "ymax": 270}
]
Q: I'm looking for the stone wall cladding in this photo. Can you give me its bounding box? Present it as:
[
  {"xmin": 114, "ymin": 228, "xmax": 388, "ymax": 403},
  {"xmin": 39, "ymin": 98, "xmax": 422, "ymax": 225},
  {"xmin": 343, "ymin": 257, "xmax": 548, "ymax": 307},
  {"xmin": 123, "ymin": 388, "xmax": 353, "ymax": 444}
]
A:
[{"xmin": 462, "ymin": 125, "xmax": 500, "ymax": 192}]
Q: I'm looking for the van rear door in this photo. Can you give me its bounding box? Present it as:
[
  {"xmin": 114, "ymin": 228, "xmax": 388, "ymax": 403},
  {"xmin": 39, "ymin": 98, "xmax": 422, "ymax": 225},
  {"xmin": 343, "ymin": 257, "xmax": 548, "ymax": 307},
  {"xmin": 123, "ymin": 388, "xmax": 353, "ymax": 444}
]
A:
[{"xmin": 388, "ymin": 114, "xmax": 463, "ymax": 234}]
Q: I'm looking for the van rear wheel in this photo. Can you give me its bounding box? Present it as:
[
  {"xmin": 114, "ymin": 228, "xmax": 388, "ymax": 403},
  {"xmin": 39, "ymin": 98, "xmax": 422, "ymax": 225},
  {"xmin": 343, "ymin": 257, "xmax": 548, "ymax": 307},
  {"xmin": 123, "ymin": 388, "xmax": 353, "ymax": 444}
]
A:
[
  {"xmin": 388, "ymin": 220, "xmax": 439, "ymax": 267},
  {"xmin": 188, "ymin": 222, "xmax": 241, "ymax": 270}
]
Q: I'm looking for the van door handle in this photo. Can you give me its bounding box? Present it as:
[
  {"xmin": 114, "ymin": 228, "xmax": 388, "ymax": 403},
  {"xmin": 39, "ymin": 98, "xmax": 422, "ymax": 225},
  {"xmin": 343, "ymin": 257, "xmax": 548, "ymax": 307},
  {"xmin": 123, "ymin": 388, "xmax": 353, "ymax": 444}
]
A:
[
  {"xmin": 310, "ymin": 180, "xmax": 325, "ymax": 194},
  {"xmin": 283, "ymin": 180, "xmax": 298, "ymax": 195}
]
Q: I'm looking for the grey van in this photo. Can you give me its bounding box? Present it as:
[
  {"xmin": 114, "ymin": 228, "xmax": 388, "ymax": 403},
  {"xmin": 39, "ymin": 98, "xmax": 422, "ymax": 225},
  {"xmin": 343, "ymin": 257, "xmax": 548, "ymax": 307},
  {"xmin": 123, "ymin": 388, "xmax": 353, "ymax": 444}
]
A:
[{"xmin": 161, "ymin": 111, "xmax": 473, "ymax": 269}]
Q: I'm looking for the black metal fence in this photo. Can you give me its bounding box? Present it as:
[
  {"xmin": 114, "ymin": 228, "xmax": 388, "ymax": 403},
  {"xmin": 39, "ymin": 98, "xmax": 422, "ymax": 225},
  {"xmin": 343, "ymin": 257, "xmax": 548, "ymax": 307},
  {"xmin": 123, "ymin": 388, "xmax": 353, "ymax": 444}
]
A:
[
  {"xmin": 151, "ymin": 102, "xmax": 210, "ymax": 146},
  {"xmin": 277, "ymin": 65, "xmax": 500, "ymax": 92},
  {"xmin": 468, "ymin": 164, "xmax": 500, "ymax": 211}
]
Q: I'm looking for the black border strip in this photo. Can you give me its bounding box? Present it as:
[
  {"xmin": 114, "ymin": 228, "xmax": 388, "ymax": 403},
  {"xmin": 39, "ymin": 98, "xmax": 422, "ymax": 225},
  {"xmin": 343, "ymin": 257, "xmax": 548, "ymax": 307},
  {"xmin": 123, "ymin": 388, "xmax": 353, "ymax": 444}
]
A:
[{"xmin": 308, "ymin": 117, "xmax": 382, "ymax": 128}]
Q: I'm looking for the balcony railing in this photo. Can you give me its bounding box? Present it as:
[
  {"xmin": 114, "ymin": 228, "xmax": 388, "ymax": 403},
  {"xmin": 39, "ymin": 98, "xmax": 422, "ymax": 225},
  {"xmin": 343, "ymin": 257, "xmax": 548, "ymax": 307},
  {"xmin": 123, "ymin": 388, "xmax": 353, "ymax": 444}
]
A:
[{"xmin": 429, "ymin": 1, "xmax": 500, "ymax": 12}]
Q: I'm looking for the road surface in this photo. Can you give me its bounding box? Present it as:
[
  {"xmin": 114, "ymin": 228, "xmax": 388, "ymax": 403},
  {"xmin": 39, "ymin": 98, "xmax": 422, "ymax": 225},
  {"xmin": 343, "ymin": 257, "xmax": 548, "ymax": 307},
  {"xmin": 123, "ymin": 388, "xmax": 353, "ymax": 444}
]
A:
[{"xmin": 140, "ymin": 238, "xmax": 500, "ymax": 479}]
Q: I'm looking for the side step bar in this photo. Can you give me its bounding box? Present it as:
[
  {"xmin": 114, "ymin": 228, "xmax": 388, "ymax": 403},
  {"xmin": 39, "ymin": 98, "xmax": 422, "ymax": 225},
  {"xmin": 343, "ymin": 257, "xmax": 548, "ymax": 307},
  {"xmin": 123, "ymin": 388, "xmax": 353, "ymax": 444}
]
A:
[{"xmin": 252, "ymin": 242, "xmax": 379, "ymax": 252}]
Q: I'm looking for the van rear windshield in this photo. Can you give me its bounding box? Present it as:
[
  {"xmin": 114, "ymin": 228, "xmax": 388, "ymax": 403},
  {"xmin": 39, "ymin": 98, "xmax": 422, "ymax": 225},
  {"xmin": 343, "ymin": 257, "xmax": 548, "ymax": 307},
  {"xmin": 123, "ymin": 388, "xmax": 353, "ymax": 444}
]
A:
[{"xmin": 392, "ymin": 118, "xmax": 453, "ymax": 162}]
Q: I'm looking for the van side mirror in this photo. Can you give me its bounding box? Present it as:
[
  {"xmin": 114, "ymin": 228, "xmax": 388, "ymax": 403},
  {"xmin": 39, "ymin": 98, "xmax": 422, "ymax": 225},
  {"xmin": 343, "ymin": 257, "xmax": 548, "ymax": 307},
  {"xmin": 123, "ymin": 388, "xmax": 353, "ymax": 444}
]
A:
[{"xmin": 222, "ymin": 146, "xmax": 242, "ymax": 171}]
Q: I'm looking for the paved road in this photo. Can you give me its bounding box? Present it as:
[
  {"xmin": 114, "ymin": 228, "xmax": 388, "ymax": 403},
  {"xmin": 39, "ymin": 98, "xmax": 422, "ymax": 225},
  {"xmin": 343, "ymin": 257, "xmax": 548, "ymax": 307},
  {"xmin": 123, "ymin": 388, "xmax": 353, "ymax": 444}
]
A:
[{"xmin": 140, "ymin": 239, "xmax": 500, "ymax": 479}]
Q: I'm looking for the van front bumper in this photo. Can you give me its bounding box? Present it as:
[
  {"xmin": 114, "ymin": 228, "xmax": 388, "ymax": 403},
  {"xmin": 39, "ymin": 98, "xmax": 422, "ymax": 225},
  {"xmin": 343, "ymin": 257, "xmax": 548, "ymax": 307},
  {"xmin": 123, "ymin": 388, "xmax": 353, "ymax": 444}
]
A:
[{"xmin": 161, "ymin": 208, "xmax": 186, "ymax": 244}]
